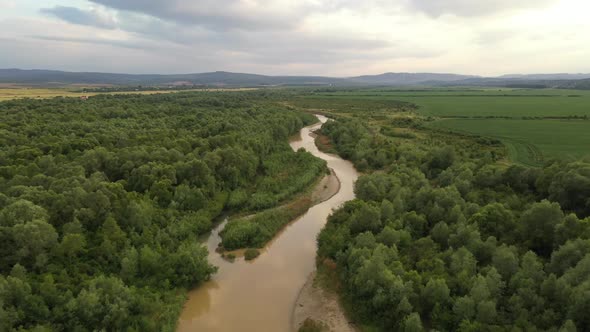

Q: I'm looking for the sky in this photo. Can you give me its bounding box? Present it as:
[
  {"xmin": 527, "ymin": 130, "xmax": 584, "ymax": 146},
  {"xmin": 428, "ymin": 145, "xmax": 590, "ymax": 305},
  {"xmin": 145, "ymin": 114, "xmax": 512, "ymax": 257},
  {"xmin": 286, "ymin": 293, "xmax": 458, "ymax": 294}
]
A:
[{"xmin": 0, "ymin": 0, "xmax": 589, "ymax": 76}]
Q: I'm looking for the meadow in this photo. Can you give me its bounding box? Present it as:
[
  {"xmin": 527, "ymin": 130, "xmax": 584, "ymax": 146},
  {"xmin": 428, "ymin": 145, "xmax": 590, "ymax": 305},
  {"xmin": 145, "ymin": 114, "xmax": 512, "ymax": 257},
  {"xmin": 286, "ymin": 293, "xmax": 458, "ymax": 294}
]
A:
[{"xmin": 306, "ymin": 88, "xmax": 590, "ymax": 165}]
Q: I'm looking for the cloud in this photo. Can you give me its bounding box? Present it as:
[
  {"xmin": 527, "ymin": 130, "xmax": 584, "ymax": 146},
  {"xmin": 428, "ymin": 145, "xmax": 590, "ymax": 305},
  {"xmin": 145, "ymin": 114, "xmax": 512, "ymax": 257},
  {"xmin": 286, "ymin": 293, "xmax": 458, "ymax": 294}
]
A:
[
  {"xmin": 40, "ymin": 6, "xmax": 116, "ymax": 29},
  {"xmin": 35, "ymin": 1, "xmax": 403, "ymax": 65},
  {"xmin": 407, "ymin": 0, "xmax": 557, "ymax": 17},
  {"xmin": 0, "ymin": 0, "xmax": 15, "ymax": 9},
  {"xmin": 2, "ymin": 0, "xmax": 590, "ymax": 76},
  {"xmin": 30, "ymin": 35, "xmax": 156, "ymax": 51},
  {"xmin": 87, "ymin": 0, "xmax": 309, "ymax": 31}
]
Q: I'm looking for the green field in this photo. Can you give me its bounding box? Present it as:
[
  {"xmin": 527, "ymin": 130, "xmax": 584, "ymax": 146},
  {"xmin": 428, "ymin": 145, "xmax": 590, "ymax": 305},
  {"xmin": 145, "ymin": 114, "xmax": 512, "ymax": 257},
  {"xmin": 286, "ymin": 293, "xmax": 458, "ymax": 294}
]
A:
[
  {"xmin": 429, "ymin": 119, "xmax": 590, "ymax": 165},
  {"xmin": 306, "ymin": 88, "xmax": 590, "ymax": 165},
  {"xmin": 309, "ymin": 88, "xmax": 590, "ymax": 118}
]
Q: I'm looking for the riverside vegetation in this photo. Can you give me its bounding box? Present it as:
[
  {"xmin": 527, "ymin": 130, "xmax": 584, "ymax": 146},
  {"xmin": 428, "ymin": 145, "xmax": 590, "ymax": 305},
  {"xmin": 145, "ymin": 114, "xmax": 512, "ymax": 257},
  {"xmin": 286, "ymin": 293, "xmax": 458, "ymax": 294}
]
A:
[
  {"xmin": 0, "ymin": 91, "xmax": 326, "ymax": 331},
  {"xmin": 302, "ymin": 91, "xmax": 590, "ymax": 331},
  {"xmin": 2, "ymin": 87, "xmax": 590, "ymax": 331}
]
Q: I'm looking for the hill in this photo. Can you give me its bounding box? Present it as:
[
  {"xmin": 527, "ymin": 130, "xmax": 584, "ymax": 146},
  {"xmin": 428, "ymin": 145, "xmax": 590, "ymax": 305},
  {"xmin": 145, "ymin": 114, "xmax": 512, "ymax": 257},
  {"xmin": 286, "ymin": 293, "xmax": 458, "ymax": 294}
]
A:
[
  {"xmin": 348, "ymin": 72, "xmax": 477, "ymax": 85},
  {"xmin": 0, "ymin": 69, "xmax": 345, "ymax": 86},
  {"xmin": 2, "ymin": 68, "xmax": 590, "ymax": 88}
]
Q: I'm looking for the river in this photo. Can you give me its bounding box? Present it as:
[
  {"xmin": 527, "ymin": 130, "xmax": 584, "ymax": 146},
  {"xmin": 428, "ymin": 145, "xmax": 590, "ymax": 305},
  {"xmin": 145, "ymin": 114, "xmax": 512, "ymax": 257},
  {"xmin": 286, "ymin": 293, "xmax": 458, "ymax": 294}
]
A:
[{"xmin": 176, "ymin": 114, "xmax": 359, "ymax": 332}]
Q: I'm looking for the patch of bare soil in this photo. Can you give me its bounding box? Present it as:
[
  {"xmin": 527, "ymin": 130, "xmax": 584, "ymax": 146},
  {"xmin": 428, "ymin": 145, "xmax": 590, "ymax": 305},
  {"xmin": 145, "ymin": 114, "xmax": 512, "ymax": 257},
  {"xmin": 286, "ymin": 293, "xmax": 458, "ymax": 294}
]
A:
[
  {"xmin": 292, "ymin": 271, "xmax": 357, "ymax": 332},
  {"xmin": 311, "ymin": 169, "xmax": 340, "ymax": 204}
]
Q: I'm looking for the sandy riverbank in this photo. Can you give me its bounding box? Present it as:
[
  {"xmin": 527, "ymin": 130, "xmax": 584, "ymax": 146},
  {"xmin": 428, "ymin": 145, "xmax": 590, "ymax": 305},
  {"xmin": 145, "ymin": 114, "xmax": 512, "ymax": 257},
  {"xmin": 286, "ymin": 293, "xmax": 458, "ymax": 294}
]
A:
[{"xmin": 292, "ymin": 271, "xmax": 357, "ymax": 332}]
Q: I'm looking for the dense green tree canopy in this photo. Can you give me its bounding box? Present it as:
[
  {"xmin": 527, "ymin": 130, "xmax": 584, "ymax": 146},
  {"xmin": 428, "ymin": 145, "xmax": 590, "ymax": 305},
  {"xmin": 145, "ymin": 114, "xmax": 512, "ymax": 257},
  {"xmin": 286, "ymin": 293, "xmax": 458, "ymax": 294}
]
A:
[
  {"xmin": 317, "ymin": 110, "xmax": 590, "ymax": 331},
  {"xmin": 0, "ymin": 91, "xmax": 322, "ymax": 331}
]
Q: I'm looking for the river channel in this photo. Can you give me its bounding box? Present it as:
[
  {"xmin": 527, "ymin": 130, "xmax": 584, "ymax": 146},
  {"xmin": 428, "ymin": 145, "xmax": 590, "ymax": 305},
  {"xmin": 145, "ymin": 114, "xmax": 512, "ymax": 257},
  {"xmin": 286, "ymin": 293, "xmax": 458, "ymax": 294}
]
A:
[{"xmin": 177, "ymin": 114, "xmax": 359, "ymax": 331}]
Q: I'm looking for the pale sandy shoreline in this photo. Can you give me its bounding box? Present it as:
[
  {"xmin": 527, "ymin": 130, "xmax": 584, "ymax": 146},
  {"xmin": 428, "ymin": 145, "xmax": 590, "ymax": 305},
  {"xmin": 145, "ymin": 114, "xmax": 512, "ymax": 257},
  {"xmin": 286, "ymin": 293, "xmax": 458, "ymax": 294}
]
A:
[{"xmin": 291, "ymin": 271, "xmax": 358, "ymax": 332}]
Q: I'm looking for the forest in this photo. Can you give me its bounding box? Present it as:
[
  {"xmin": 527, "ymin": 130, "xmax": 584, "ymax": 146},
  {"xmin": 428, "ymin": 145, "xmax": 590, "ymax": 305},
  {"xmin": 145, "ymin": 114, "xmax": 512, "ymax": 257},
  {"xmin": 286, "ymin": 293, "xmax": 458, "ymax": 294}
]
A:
[
  {"xmin": 313, "ymin": 101, "xmax": 590, "ymax": 331},
  {"xmin": 2, "ymin": 87, "xmax": 590, "ymax": 331},
  {"xmin": 0, "ymin": 91, "xmax": 324, "ymax": 331}
]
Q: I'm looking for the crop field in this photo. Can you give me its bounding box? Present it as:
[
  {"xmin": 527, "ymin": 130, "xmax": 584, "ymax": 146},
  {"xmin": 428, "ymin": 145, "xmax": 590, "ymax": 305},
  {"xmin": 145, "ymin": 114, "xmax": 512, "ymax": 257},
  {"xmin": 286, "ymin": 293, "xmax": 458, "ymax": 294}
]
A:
[
  {"xmin": 308, "ymin": 88, "xmax": 590, "ymax": 118},
  {"xmin": 0, "ymin": 88, "xmax": 85, "ymax": 101},
  {"xmin": 429, "ymin": 119, "xmax": 590, "ymax": 165},
  {"xmin": 305, "ymin": 88, "xmax": 590, "ymax": 165},
  {"xmin": 0, "ymin": 87, "xmax": 256, "ymax": 101}
]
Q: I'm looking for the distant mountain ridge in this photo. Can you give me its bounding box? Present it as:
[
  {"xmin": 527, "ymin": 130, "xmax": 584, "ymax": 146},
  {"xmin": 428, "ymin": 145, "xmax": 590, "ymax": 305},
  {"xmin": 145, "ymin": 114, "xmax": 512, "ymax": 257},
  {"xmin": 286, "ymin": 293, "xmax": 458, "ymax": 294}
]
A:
[
  {"xmin": 349, "ymin": 72, "xmax": 478, "ymax": 85},
  {"xmin": 498, "ymin": 73, "xmax": 590, "ymax": 80},
  {"xmin": 0, "ymin": 69, "xmax": 343, "ymax": 86},
  {"xmin": 1, "ymin": 68, "xmax": 590, "ymax": 88}
]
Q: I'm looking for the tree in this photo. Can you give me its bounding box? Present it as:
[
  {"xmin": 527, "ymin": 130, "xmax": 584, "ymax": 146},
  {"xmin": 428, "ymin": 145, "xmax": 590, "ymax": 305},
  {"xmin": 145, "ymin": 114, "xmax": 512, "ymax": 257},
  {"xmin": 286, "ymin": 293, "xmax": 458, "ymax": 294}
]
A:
[
  {"xmin": 476, "ymin": 300, "xmax": 497, "ymax": 324},
  {"xmin": 100, "ymin": 216, "xmax": 126, "ymax": 248},
  {"xmin": 350, "ymin": 203, "xmax": 382, "ymax": 234},
  {"xmin": 402, "ymin": 212, "xmax": 427, "ymax": 238},
  {"xmin": 120, "ymin": 247, "xmax": 139, "ymax": 282},
  {"xmin": 492, "ymin": 245, "xmax": 519, "ymax": 281},
  {"xmin": 403, "ymin": 313, "xmax": 424, "ymax": 332},
  {"xmin": 421, "ymin": 278, "xmax": 450, "ymax": 315},
  {"xmin": 427, "ymin": 146, "xmax": 456, "ymax": 173},
  {"xmin": 546, "ymin": 162, "xmax": 590, "ymax": 217},
  {"xmin": 560, "ymin": 320, "xmax": 578, "ymax": 332},
  {"xmin": 431, "ymin": 222, "xmax": 450, "ymax": 248},
  {"xmin": 453, "ymin": 296, "xmax": 475, "ymax": 321},
  {"xmin": 12, "ymin": 219, "xmax": 58, "ymax": 268},
  {"xmin": 56, "ymin": 234, "xmax": 86, "ymax": 262},
  {"xmin": 381, "ymin": 199, "xmax": 395, "ymax": 222},
  {"xmin": 73, "ymin": 276, "xmax": 133, "ymax": 330},
  {"xmin": 520, "ymin": 200, "xmax": 564, "ymax": 256},
  {"xmin": 469, "ymin": 203, "xmax": 515, "ymax": 242},
  {"xmin": 0, "ymin": 200, "xmax": 49, "ymax": 227},
  {"xmin": 165, "ymin": 241, "xmax": 216, "ymax": 288}
]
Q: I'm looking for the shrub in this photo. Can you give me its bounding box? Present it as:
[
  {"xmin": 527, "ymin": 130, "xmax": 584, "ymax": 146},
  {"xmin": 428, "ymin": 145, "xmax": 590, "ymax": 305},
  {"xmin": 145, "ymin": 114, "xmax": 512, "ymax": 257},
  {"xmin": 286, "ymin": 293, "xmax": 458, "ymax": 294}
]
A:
[
  {"xmin": 298, "ymin": 318, "xmax": 328, "ymax": 332},
  {"xmin": 244, "ymin": 248, "xmax": 260, "ymax": 261}
]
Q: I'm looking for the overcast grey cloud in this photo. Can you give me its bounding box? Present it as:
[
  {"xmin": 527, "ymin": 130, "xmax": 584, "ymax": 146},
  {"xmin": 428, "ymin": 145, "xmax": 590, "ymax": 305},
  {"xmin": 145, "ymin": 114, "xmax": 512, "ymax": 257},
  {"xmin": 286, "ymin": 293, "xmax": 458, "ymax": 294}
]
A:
[
  {"xmin": 30, "ymin": 34, "xmax": 157, "ymax": 50},
  {"xmin": 40, "ymin": 5, "xmax": 116, "ymax": 29},
  {"xmin": 1, "ymin": 0, "xmax": 589, "ymax": 76},
  {"xmin": 86, "ymin": 0, "xmax": 305, "ymax": 31},
  {"xmin": 407, "ymin": 0, "xmax": 557, "ymax": 17}
]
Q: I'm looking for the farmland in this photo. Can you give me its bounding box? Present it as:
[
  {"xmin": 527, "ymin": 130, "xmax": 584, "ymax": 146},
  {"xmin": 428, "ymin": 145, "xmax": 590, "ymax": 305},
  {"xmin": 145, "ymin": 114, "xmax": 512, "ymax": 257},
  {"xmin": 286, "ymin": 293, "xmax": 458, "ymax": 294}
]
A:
[
  {"xmin": 0, "ymin": 87, "xmax": 256, "ymax": 101},
  {"xmin": 430, "ymin": 119, "xmax": 590, "ymax": 165},
  {"xmin": 305, "ymin": 88, "xmax": 590, "ymax": 165}
]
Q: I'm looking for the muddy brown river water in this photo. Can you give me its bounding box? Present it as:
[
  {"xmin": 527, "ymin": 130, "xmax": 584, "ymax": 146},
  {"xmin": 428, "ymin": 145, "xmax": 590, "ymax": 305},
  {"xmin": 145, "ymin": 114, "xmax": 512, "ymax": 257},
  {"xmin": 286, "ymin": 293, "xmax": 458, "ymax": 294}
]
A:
[{"xmin": 176, "ymin": 115, "xmax": 358, "ymax": 332}]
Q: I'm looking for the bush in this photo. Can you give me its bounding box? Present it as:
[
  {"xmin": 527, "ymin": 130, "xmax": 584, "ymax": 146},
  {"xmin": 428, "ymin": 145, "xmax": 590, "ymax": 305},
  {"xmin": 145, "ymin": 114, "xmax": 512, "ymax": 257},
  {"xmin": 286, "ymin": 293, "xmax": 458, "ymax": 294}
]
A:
[
  {"xmin": 223, "ymin": 253, "xmax": 236, "ymax": 262},
  {"xmin": 298, "ymin": 318, "xmax": 328, "ymax": 332},
  {"xmin": 244, "ymin": 248, "xmax": 260, "ymax": 261}
]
